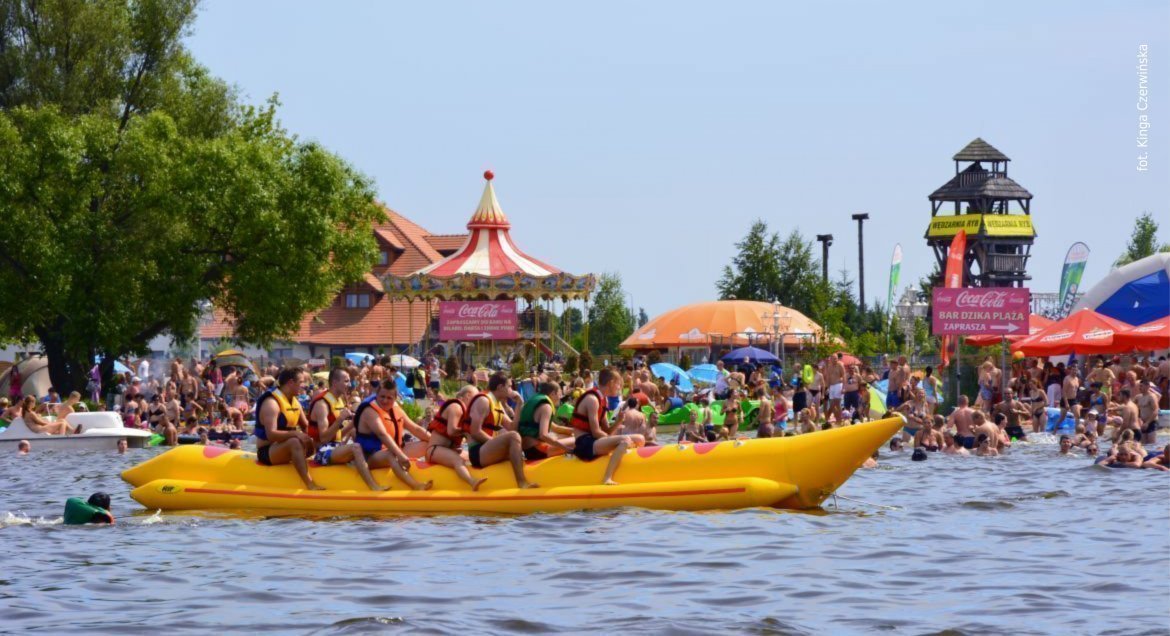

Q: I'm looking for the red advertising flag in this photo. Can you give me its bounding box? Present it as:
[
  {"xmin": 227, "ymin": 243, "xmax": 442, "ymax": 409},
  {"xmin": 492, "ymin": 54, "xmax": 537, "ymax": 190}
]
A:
[{"xmin": 939, "ymin": 230, "xmax": 966, "ymax": 367}]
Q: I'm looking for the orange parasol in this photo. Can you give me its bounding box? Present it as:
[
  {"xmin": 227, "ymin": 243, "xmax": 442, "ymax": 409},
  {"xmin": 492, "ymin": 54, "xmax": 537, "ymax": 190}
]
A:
[
  {"xmin": 620, "ymin": 300, "xmax": 822, "ymax": 350},
  {"xmin": 965, "ymin": 314, "xmax": 1055, "ymax": 347}
]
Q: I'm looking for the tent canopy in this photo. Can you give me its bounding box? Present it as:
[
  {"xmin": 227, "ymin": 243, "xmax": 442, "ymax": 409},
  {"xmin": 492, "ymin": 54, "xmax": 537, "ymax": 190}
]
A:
[
  {"xmin": 1072, "ymin": 253, "xmax": 1170, "ymax": 325},
  {"xmin": 621, "ymin": 300, "xmax": 822, "ymax": 350},
  {"xmin": 1010, "ymin": 309, "xmax": 1134, "ymax": 356}
]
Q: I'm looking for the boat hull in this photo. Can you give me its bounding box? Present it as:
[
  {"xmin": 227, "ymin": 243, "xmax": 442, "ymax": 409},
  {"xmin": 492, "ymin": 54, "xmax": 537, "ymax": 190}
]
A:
[{"xmin": 122, "ymin": 416, "xmax": 904, "ymax": 514}]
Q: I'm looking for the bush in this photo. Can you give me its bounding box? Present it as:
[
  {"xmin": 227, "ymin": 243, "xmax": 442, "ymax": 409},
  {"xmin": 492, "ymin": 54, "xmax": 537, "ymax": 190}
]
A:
[
  {"xmin": 679, "ymin": 353, "xmax": 692, "ymax": 371},
  {"xmin": 331, "ymin": 356, "xmax": 344, "ymax": 370},
  {"xmin": 444, "ymin": 355, "xmax": 459, "ymax": 380},
  {"xmin": 647, "ymin": 350, "xmax": 662, "ymax": 366},
  {"xmin": 564, "ymin": 354, "xmax": 579, "ymax": 375},
  {"xmin": 402, "ymin": 400, "xmax": 424, "ymax": 422},
  {"xmin": 510, "ymin": 361, "xmax": 527, "ymax": 380},
  {"xmin": 579, "ymin": 350, "xmax": 593, "ymax": 372}
]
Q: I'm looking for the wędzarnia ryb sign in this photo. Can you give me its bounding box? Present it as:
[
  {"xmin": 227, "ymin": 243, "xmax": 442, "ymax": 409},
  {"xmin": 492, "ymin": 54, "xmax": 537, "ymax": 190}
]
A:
[{"xmin": 931, "ymin": 288, "xmax": 1030, "ymax": 336}]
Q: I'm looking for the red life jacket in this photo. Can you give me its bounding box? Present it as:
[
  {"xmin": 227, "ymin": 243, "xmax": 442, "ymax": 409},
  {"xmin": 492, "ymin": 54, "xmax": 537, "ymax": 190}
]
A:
[
  {"xmin": 429, "ymin": 399, "xmax": 466, "ymax": 448},
  {"xmin": 570, "ymin": 388, "xmax": 608, "ymax": 433}
]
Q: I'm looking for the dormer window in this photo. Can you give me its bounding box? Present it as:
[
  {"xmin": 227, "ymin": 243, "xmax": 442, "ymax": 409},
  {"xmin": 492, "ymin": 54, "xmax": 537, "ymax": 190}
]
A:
[
  {"xmin": 345, "ymin": 293, "xmax": 371, "ymax": 309},
  {"xmin": 378, "ymin": 250, "xmax": 389, "ymax": 266}
]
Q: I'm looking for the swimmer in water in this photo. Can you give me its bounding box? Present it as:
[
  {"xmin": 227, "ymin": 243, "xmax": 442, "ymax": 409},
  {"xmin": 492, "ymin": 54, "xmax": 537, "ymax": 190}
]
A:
[
  {"xmin": 976, "ymin": 434, "xmax": 999, "ymax": 457},
  {"xmin": 1058, "ymin": 435, "xmax": 1074, "ymax": 455},
  {"xmin": 1142, "ymin": 444, "xmax": 1170, "ymax": 471},
  {"xmin": 17, "ymin": 439, "xmax": 30, "ymax": 454}
]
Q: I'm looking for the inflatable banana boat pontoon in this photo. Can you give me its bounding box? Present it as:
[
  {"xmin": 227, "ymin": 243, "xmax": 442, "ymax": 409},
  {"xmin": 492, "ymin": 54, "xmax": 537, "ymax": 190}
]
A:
[{"xmin": 121, "ymin": 416, "xmax": 903, "ymax": 514}]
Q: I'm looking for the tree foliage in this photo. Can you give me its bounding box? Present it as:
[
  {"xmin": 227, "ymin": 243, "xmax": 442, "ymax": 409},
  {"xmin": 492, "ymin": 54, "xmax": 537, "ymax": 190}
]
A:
[
  {"xmin": 0, "ymin": 0, "xmax": 381, "ymax": 391},
  {"xmin": 1115, "ymin": 212, "xmax": 1170, "ymax": 266},
  {"xmin": 586, "ymin": 273, "xmax": 635, "ymax": 355}
]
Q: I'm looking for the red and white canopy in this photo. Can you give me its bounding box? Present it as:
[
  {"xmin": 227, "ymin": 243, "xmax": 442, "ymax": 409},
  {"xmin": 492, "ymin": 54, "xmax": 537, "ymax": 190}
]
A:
[{"xmin": 419, "ymin": 172, "xmax": 560, "ymax": 278}]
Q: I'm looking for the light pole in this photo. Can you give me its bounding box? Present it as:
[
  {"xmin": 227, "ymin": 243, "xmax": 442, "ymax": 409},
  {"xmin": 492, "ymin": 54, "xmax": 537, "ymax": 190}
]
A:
[
  {"xmin": 851, "ymin": 213, "xmax": 869, "ymax": 313},
  {"xmin": 815, "ymin": 234, "xmax": 834, "ymax": 283}
]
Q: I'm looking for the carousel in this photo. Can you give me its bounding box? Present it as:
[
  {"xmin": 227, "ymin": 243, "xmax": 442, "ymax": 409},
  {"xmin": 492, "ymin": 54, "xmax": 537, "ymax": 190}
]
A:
[{"xmin": 382, "ymin": 171, "xmax": 596, "ymax": 366}]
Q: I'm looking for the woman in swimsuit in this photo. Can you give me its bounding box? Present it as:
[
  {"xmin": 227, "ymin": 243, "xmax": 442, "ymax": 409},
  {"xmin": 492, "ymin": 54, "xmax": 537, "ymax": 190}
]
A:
[
  {"xmin": 913, "ymin": 415, "xmax": 944, "ymax": 451},
  {"xmin": 721, "ymin": 390, "xmax": 742, "ymax": 439},
  {"xmin": 18, "ymin": 396, "xmax": 78, "ymax": 435},
  {"xmin": 898, "ymin": 388, "xmax": 928, "ymax": 441}
]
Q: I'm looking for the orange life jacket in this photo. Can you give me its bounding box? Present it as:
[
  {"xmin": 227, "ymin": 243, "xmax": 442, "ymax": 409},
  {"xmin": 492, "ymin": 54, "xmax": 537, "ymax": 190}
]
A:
[
  {"xmin": 570, "ymin": 388, "xmax": 607, "ymax": 433},
  {"xmin": 429, "ymin": 399, "xmax": 466, "ymax": 448}
]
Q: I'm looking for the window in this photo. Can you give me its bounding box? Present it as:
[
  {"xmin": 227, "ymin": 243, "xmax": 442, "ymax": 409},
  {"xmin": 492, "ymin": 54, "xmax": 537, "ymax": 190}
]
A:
[
  {"xmin": 378, "ymin": 250, "xmax": 389, "ymax": 266},
  {"xmin": 345, "ymin": 293, "xmax": 371, "ymax": 309}
]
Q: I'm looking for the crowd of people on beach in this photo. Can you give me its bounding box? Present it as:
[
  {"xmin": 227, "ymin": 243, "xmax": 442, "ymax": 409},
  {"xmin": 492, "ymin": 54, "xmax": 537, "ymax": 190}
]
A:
[{"xmin": 5, "ymin": 348, "xmax": 1168, "ymax": 479}]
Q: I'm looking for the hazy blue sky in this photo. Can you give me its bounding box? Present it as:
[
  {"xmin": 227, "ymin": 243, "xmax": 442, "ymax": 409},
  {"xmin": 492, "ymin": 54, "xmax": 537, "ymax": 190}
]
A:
[{"xmin": 187, "ymin": 0, "xmax": 1168, "ymax": 317}]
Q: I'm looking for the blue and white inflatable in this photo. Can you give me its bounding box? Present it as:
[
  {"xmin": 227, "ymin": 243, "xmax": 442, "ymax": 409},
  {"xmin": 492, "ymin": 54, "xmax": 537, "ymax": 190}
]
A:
[{"xmin": 1072, "ymin": 253, "xmax": 1170, "ymax": 325}]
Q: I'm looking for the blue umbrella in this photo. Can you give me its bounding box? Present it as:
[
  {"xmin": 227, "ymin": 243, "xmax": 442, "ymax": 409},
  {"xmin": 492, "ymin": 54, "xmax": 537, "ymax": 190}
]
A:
[
  {"xmin": 721, "ymin": 346, "xmax": 779, "ymax": 365},
  {"xmin": 687, "ymin": 363, "xmax": 720, "ymax": 384},
  {"xmin": 650, "ymin": 363, "xmax": 694, "ymax": 392},
  {"xmin": 93, "ymin": 356, "xmax": 132, "ymax": 374},
  {"xmin": 345, "ymin": 352, "xmax": 375, "ymax": 365}
]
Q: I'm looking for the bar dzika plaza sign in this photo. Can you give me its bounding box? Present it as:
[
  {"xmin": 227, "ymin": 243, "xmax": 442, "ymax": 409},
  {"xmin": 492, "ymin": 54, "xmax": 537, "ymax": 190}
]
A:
[
  {"xmin": 438, "ymin": 301, "xmax": 518, "ymax": 340},
  {"xmin": 932, "ymin": 288, "xmax": 1030, "ymax": 337}
]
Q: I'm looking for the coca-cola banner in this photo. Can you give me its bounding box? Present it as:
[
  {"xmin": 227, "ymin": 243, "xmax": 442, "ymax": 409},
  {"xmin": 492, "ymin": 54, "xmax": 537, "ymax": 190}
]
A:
[
  {"xmin": 438, "ymin": 301, "xmax": 518, "ymax": 340},
  {"xmin": 932, "ymin": 288, "xmax": 1030, "ymax": 337}
]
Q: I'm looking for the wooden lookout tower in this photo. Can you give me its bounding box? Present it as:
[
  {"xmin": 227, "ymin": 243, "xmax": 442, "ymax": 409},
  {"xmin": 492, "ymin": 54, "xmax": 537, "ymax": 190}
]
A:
[{"xmin": 926, "ymin": 138, "xmax": 1036, "ymax": 288}]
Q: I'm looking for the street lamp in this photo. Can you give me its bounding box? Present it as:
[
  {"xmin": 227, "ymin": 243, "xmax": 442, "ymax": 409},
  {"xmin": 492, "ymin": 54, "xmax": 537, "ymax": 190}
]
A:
[
  {"xmin": 815, "ymin": 234, "xmax": 834, "ymax": 283},
  {"xmin": 894, "ymin": 286, "xmax": 929, "ymax": 361},
  {"xmin": 851, "ymin": 213, "xmax": 869, "ymax": 313}
]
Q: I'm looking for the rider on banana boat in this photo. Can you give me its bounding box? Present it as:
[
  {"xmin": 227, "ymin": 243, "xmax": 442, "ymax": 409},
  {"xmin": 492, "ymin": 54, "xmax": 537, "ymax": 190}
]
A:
[
  {"xmin": 517, "ymin": 382, "xmax": 575, "ymax": 460},
  {"xmin": 424, "ymin": 385, "xmax": 488, "ymax": 491},
  {"xmin": 308, "ymin": 368, "xmax": 385, "ymax": 491},
  {"xmin": 254, "ymin": 368, "xmax": 322, "ymax": 490},
  {"xmin": 570, "ymin": 368, "xmax": 645, "ymax": 486},
  {"xmin": 466, "ymin": 372, "xmax": 538, "ymax": 489},
  {"xmin": 352, "ymin": 382, "xmax": 433, "ymax": 491}
]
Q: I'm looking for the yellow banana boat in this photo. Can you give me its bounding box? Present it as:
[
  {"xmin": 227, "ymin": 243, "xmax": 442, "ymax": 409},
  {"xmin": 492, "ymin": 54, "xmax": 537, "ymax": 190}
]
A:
[{"xmin": 122, "ymin": 415, "xmax": 903, "ymax": 514}]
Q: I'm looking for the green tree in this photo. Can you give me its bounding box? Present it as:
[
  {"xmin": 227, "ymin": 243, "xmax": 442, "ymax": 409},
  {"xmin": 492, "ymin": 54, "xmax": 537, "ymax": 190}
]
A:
[
  {"xmin": 586, "ymin": 273, "xmax": 635, "ymax": 355},
  {"xmin": 1115, "ymin": 212, "xmax": 1170, "ymax": 266},
  {"xmin": 717, "ymin": 220, "xmax": 782, "ymax": 301},
  {"xmin": 0, "ymin": 0, "xmax": 381, "ymax": 391}
]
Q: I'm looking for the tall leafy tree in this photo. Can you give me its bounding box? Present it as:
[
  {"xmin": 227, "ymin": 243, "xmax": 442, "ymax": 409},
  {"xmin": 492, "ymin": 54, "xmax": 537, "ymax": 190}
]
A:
[
  {"xmin": 587, "ymin": 273, "xmax": 635, "ymax": 355},
  {"xmin": 717, "ymin": 220, "xmax": 782, "ymax": 301},
  {"xmin": 1115, "ymin": 212, "xmax": 1170, "ymax": 266},
  {"xmin": 0, "ymin": 0, "xmax": 381, "ymax": 391}
]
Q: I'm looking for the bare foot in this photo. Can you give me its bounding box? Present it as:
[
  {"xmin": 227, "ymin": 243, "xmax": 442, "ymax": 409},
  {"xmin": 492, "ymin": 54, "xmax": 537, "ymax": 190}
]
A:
[
  {"xmin": 471, "ymin": 477, "xmax": 488, "ymax": 492},
  {"xmin": 520, "ymin": 482, "xmax": 540, "ymax": 489},
  {"xmin": 307, "ymin": 483, "xmax": 326, "ymax": 491},
  {"xmin": 414, "ymin": 480, "xmax": 434, "ymax": 492},
  {"xmin": 603, "ymin": 479, "xmax": 619, "ymax": 486}
]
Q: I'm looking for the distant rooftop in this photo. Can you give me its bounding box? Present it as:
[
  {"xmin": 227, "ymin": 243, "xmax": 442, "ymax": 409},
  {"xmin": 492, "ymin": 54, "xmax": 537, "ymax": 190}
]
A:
[
  {"xmin": 953, "ymin": 138, "xmax": 1010, "ymax": 162},
  {"xmin": 930, "ymin": 162, "xmax": 1033, "ymax": 201}
]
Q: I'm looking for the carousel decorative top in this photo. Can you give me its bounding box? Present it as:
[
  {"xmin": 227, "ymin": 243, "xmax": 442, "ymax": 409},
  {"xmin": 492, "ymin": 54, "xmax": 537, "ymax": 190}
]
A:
[{"xmin": 382, "ymin": 172, "xmax": 597, "ymax": 301}]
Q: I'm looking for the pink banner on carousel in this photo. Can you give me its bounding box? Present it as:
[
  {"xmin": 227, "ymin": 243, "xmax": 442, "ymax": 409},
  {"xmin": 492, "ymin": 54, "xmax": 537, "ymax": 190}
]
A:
[
  {"xmin": 932, "ymin": 288, "xmax": 1030, "ymax": 336},
  {"xmin": 439, "ymin": 301, "xmax": 518, "ymax": 340}
]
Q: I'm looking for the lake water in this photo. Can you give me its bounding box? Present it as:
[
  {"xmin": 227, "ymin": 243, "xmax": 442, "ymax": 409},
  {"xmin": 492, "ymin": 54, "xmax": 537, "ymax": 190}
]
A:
[{"xmin": 2, "ymin": 435, "xmax": 1168, "ymax": 635}]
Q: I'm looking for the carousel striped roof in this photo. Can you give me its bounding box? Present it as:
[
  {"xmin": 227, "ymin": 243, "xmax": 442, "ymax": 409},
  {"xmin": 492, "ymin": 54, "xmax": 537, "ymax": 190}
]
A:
[{"xmin": 418, "ymin": 171, "xmax": 562, "ymax": 278}]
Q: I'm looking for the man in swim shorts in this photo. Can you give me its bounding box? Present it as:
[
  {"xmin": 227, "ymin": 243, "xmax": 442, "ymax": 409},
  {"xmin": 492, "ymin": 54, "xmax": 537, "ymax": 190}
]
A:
[
  {"xmin": 308, "ymin": 368, "xmax": 386, "ymax": 491},
  {"xmin": 842, "ymin": 364, "xmax": 861, "ymax": 423},
  {"xmin": 254, "ymin": 368, "xmax": 322, "ymax": 490},
  {"xmin": 569, "ymin": 368, "xmax": 645, "ymax": 485},
  {"xmin": 949, "ymin": 395, "xmax": 977, "ymax": 449},
  {"xmin": 824, "ymin": 353, "xmax": 845, "ymax": 423},
  {"xmin": 1134, "ymin": 380, "xmax": 1159, "ymax": 444},
  {"xmin": 352, "ymin": 383, "xmax": 432, "ymax": 491},
  {"xmin": 465, "ymin": 372, "xmax": 538, "ymax": 489},
  {"xmin": 1112, "ymin": 389, "xmax": 1141, "ymax": 442}
]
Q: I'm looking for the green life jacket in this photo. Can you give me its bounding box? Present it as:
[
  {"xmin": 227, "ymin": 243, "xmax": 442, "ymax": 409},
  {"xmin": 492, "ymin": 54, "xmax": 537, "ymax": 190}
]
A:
[
  {"xmin": 517, "ymin": 394, "xmax": 552, "ymax": 439},
  {"xmin": 63, "ymin": 497, "xmax": 114, "ymax": 525}
]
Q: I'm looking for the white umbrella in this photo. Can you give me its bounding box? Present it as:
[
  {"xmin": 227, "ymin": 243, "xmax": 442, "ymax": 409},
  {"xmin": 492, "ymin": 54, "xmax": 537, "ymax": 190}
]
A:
[{"xmin": 389, "ymin": 354, "xmax": 421, "ymax": 369}]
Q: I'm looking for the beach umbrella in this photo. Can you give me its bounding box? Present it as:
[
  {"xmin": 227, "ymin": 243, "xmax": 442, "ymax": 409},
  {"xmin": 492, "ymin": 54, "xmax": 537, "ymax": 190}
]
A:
[
  {"xmin": 651, "ymin": 363, "xmax": 694, "ymax": 392},
  {"xmin": 825, "ymin": 353, "xmax": 862, "ymax": 367},
  {"xmin": 721, "ymin": 346, "xmax": 779, "ymax": 365},
  {"xmin": 1110, "ymin": 318, "xmax": 1170, "ymax": 352},
  {"xmin": 345, "ymin": 352, "xmax": 374, "ymax": 365},
  {"xmin": 1010, "ymin": 309, "xmax": 1135, "ymax": 356},
  {"xmin": 213, "ymin": 350, "xmax": 255, "ymax": 371},
  {"xmin": 687, "ymin": 363, "xmax": 721, "ymax": 384},
  {"xmin": 389, "ymin": 354, "xmax": 421, "ymax": 369}
]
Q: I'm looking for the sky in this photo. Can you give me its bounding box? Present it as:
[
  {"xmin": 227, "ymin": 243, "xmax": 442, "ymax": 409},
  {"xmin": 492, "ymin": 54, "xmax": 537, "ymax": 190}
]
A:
[{"xmin": 186, "ymin": 0, "xmax": 1169, "ymax": 318}]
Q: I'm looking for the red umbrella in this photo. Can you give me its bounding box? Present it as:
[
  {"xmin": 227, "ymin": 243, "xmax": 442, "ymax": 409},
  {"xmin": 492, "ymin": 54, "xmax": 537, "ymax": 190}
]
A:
[
  {"xmin": 966, "ymin": 314, "xmax": 1055, "ymax": 347},
  {"xmin": 1010, "ymin": 310, "xmax": 1135, "ymax": 356},
  {"xmin": 1111, "ymin": 318, "xmax": 1170, "ymax": 352},
  {"xmin": 824, "ymin": 353, "xmax": 862, "ymax": 367}
]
